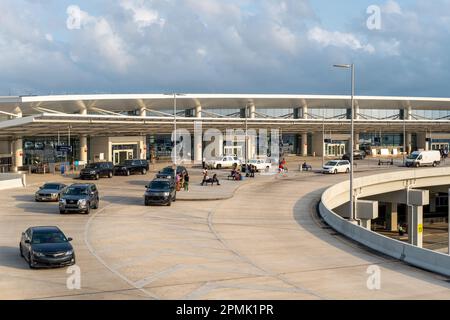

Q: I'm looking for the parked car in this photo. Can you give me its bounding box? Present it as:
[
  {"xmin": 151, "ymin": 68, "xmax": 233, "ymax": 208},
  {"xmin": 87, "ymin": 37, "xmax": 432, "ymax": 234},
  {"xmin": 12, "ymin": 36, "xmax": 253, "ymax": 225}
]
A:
[
  {"xmin": 80, "ymin": 162, "xmax": 113, "ymax": 180},
  {"xmin": 144, "ymin": 179, "xmax": 176, "ymax": 206},
  {"xmin": 59, "ymin": 183, "xmax": 99, "ymax": 214},
  {"xmin": 19, "ymin": 226, "xmax": 75, "ymax": 269},
  {"xmin": 35, "ymin": 183, "xmax": 67, "ymax": 202},
  {"xmin": 247, "ymin": 158, "xmax": 272, "ymax": 172},
  {"xmin": 405, "ymin": 150, "xmax": 441, "ymax": 168},
  {"xmin": 113, "ymin": 159, "xmax": 149, "ymax": 176},
  {"xmin": 155, "ymin": 166, "xmax": 188, "ymax": 180},
  {"xmin": 342, "ymin": 150, "xmax": 366, "ymax": 161},
  {"xmin": 206, "ymin": 156, "xmax": 241, "ymax": 169},
  {"xmin": 322, "ymin": 160, "xmax": 351, "ymax": 174}
]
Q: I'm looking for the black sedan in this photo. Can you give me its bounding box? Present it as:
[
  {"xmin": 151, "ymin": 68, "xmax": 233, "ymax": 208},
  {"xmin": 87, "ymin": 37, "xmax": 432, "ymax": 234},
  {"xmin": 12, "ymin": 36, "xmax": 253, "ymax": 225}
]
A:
[{"xmin": 19, "ymin": 226, "xmax": 75, "ymax": 268}]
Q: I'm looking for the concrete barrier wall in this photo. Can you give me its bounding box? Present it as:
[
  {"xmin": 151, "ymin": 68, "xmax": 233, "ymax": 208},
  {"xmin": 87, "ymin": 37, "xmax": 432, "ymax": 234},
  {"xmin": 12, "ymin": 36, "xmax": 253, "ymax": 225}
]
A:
[
  {"xmin": 0, "ymin": 173, "xmax": 25, "ymax": 190},
  {"xmin": 319, "ymin": 168, "xmax": 450, "ymax": 277}
]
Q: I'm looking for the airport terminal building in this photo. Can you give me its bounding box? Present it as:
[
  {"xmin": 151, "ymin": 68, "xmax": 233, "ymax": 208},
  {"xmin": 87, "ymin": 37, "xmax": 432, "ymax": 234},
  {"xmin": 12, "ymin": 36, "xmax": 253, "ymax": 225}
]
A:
[{"xmin": 1, "ymin": 93, "xmax": 450, "ymax": 171}]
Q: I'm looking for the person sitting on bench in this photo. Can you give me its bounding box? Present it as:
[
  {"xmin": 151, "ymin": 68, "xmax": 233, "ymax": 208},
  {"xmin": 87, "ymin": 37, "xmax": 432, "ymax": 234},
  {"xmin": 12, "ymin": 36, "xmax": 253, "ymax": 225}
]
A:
[{"xmin": 302, "ymin": 162, "xmax": 312, "ymax": 171}]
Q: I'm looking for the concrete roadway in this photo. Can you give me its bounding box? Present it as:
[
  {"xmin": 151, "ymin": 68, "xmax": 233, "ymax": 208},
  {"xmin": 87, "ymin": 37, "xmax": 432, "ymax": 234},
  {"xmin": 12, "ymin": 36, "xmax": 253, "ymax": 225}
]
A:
[{"xmin": 1, "ymin": 164, "xmax": 450, "ymax": 299}]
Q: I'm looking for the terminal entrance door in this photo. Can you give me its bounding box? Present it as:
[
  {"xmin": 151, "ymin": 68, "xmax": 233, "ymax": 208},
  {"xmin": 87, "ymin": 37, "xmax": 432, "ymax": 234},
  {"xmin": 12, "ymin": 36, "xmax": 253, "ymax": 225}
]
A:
[
  {"xmin": 326, "ymin": 143, "xmax": 346, "ymax": 157},
  {"xmin": 113, "ymin": 149, "xmax": 134, "ymax": 165}
]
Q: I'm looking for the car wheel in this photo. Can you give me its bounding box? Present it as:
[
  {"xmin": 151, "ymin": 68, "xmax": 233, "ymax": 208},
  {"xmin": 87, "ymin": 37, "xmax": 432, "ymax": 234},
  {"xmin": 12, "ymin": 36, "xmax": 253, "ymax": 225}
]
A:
[
  {"xmin": 28, "ymin": 254, "xmax": 34, "ymax": 269},
  {"xmin": 93, "ymin": 199, "xmax": 99, "ymax": 209},
  {"xmin": 95, "ymin": 174, "xmax": 100, "ymax": 180},
  {"xmin": 167, "ymin": 200, "xmax": 172, "ymax": 206},
  {"xmin": 346, "ymin": 168, "xmax": 350, "ymax": 173},
  {"xmin": 108, "ymin": 171, "xmax": 113, "ymax": 178},
  {"xmin": 334, "ymin": 169, "xmax": 338, "ymax": 174},
  {"xmin": 145, "ymin": 199, "xmax": 149, "ymax": 206},
  {"xmin": 173, "ymin": 193, "xmax": 177, "ymax": 202},
  {"xmin": 142, "ymin": 168, "xmax": 147, "ymax": 175},
  {"xmin": 35, "ymin": 199, "xmax": 40, "ymax": 202},
  {"xmin": 216, "ymin": 164, "xmax": 221, "ymax": 169},
  {"xmin": 59, "ymin": 210, "xmax": 65, "ymax": 214},
  {"xmin": 433, "ymin": 161, "xmax": 437, "ymax": 167},
  {"xmin": 85, "ymin": 204, "xmax": 90, "ymax": 214},
  {"xmin": 415, "ymin": 163, "xmax": 420, "ymax": 168},
  {"xmin": 126, "ymin": 170, "xmax": 131, "ymax": 176},
  {"xmin": 19, "ymin": 244, "xmax": 24, "ymax": 257}
]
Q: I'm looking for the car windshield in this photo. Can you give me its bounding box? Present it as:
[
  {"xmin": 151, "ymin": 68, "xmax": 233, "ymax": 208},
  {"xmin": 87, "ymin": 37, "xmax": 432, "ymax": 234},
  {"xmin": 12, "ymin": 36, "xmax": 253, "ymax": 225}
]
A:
[
  {"xmin": 42, "ymin": 184, "xmax": 61, "ymax": 190},
  {"xmin": 32, "ymin": 231, "xmax": 68, "ymax": 244},
  {"xmin": 325, "ymin": 161, "xmax": 338, "ymax": 166},
  {"xmin": 149, "ymin": 181, "xmax": 170, "ymax": 189},
  {"xmin": 407, "ymin": 153, "xmax": 419, "ymax": 160},
  {"xmin": 63, "ymin": 187, "xmax": 88, "ymax": 195},
  {"xmin": 86, "ymin": 164, "xmax": 100, "ymax": 169}
]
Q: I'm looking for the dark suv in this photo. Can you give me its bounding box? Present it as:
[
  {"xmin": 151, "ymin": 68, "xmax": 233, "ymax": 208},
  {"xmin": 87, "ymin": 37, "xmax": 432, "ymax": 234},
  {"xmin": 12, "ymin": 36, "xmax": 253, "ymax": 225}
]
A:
[
  {"xmin": 59, "ymin": 183, "xmax": 99, "ymax": 214},
  {"xmin": 342, "ymin": 150, "xmax": 366, "ymax": 161},
  {"xmin": 113, "ymin": 159, "xmax": 149, "ymax": 176},
  {"xmin": 144, "ymin": 179, "xmax": 176, "ymax": 206},
  {"xmin": 155, "ymin": 166, "xmax": 187, "ymax": 180},
  {"xmin": 80, "ymin": 162, "xmax": 113, "ymax": 180}
]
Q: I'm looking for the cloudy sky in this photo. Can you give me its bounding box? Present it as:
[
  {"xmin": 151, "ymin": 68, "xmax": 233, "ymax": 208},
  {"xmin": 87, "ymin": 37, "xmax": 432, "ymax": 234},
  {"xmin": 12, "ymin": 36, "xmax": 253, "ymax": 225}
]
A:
[{"xmin": 1, "ymin": 0, "xmax": 449, "ymax": 97}]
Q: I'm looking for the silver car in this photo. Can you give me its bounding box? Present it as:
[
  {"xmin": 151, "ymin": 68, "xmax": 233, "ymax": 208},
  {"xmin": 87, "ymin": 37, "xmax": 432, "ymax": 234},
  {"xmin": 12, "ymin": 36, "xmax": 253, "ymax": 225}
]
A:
[{"xmin": 35, "ymin": 183, "xmax": 67, "ymax": 202}]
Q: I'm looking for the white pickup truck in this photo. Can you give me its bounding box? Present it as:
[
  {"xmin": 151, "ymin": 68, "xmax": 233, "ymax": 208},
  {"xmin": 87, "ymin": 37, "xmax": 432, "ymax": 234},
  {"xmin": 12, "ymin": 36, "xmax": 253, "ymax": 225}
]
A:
[
  {"xmin": 206, "ymin": 156, "xmax": 241, "ymax": 169},
  {"xmin": 405, "ymin": 150, "xmax": 441, "ymax": 168}
]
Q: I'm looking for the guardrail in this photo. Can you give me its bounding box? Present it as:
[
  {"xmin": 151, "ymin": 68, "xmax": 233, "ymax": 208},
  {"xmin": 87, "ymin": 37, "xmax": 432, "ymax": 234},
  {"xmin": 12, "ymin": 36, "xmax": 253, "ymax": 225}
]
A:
[
  {"xmin": 0, "ymin": 173, "xmax": 25, "ymax": 190},
  {"xmin": 319, "ymin": 167, "xmax": 450, "ymax": 277}
]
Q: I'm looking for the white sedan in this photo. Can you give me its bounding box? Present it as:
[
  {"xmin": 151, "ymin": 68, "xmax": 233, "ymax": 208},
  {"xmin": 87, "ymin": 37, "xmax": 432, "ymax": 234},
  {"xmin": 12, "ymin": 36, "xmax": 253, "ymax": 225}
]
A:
[
  {"xmin": 322, "ymin": 160, "xmax": 350, "ymax": 174},
  {"xmin": 206, "ymin": 156, "xmax": 241, "ymax": 169}
]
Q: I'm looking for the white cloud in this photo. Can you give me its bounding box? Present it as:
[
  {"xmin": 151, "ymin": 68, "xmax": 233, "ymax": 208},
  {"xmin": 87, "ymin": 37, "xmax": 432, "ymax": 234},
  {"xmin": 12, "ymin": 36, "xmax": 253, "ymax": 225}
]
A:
[
  {"xmin": 45, "ymin": 33, "xmax": 53, "ymax": 42},
  {"xmin": 120, "ymin": 0, "xmax": 165, "ymax": 31},
  {"xmin": 383, "ymin": 0, "xmax": 402, "ymax": 15},
  {"xmin": 308, "ymin": 27, "xmax": 375, "ymax": 53}
]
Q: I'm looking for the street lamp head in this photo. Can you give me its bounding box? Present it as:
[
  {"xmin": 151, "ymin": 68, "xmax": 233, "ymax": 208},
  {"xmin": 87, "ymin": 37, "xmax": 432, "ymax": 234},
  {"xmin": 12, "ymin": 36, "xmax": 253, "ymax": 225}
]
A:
[{"xmin": 333, "ymin": 64, "xmax": 352, "ymax": 69}]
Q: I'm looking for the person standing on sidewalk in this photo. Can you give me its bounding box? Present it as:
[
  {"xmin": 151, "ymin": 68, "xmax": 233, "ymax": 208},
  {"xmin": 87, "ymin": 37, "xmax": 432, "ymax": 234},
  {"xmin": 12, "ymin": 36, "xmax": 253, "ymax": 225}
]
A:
[{"xmin": 184, "ymin": 172, "xmax": 190, "ymax": 191}]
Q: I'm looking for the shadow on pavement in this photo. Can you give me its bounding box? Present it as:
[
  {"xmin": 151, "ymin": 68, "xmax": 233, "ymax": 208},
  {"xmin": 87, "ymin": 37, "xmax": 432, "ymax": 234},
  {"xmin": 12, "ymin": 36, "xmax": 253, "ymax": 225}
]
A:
[{"xmin": 0, "ymin": 246, "xmax": 29, "ymax": 270}]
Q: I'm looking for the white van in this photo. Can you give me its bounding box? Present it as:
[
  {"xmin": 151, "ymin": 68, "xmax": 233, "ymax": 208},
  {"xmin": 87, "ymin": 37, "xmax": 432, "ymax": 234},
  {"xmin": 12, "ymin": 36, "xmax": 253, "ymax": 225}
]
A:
[{"xmin": 405, "ymin": 150, "xmax": 441, "ymax": 168}]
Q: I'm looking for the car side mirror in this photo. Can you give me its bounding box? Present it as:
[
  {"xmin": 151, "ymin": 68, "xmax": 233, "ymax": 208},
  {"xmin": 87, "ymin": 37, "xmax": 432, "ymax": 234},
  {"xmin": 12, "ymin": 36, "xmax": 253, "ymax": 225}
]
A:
[
  {"xmin": 67, "ymin": 237, "xmax": 73, "ymax": 242},
  {"xmin": 24, "ymin": 239, "xmax": 30, "ymax": 244},
  {"xmin": 39, "ymin": 186, "xmax": 43, "ymax": 189},
  {"xmin": 145, "ymin": 185, "xmax": 148, "ymax": 188},
  {"xmin": 158, "ymin": 171, "xmax": 161, "ymax": 173}
]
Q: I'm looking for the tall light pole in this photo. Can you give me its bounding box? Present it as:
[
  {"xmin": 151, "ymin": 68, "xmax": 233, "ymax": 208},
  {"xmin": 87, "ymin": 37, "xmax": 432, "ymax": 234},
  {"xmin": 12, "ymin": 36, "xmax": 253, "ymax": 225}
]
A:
[
  {"xmin": 164, "ymin": 93, "xmax": 185, "ymax": 171},
  {"xmin": 334, "ymin": 63, "xmax": 355, "ymax": 222}
]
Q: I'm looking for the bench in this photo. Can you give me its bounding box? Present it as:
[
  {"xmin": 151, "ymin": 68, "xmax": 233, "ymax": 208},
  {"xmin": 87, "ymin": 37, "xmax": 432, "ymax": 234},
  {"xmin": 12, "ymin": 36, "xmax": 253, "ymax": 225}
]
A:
[
  {"xmin": 378, "ymin": 159, "xmax": 394, "ymax": 166},
  {"xmin": 300, "ymin": 165, "xmax": 312, "ymax": 172}
]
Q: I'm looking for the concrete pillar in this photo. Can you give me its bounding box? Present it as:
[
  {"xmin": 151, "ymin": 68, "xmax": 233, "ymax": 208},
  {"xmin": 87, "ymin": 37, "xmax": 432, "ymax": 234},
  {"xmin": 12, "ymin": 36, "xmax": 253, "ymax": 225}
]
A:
[
  {"xmin": 407, "ymin": 133, "xmax": 412, "ymax": 154},
  {"xmin": 12, "ymin": 106, "xmax": 23, "ymax": 172},
  {"xmin": 385, "ymin": 202, "xmax": 398, "ymax": 231},
  {"xmin": 354, "ymin": 132, "xmax": 360, "ymax": 150},
  {"xmin": 311, "ymin": 132, "xmax": 324, "ymax": 157},
  {"xmin": 194, "ymin": 105, "xmax": 202, "ymax": 163},
  {"xmin": 13, "ymin": 138, "xmax": 23, "ymax": 172},
  {"xmin": 407, "ymin": 205, "xmax": 423, "ymax": 248},
  {"xmin": 249, "ymin": 104, "xmax": 256, "ymax": 119},
  {"xmin": 301, "ymin": 133, "xmax": 308, "ymax": 156},
  {"xmin": 354, "ymin": 102, "xmax": 360, "ymax": 120},
  {"xmin": 80, "ymin": 135, "xmax": 88, "ymax": 163},
  {"xmin": 302, "ymin": 104, "xmax": 308, "ymax": 119},
  {"xmin": 195, "ymin": 104, "xmax": 202, "ymax": 118}
]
